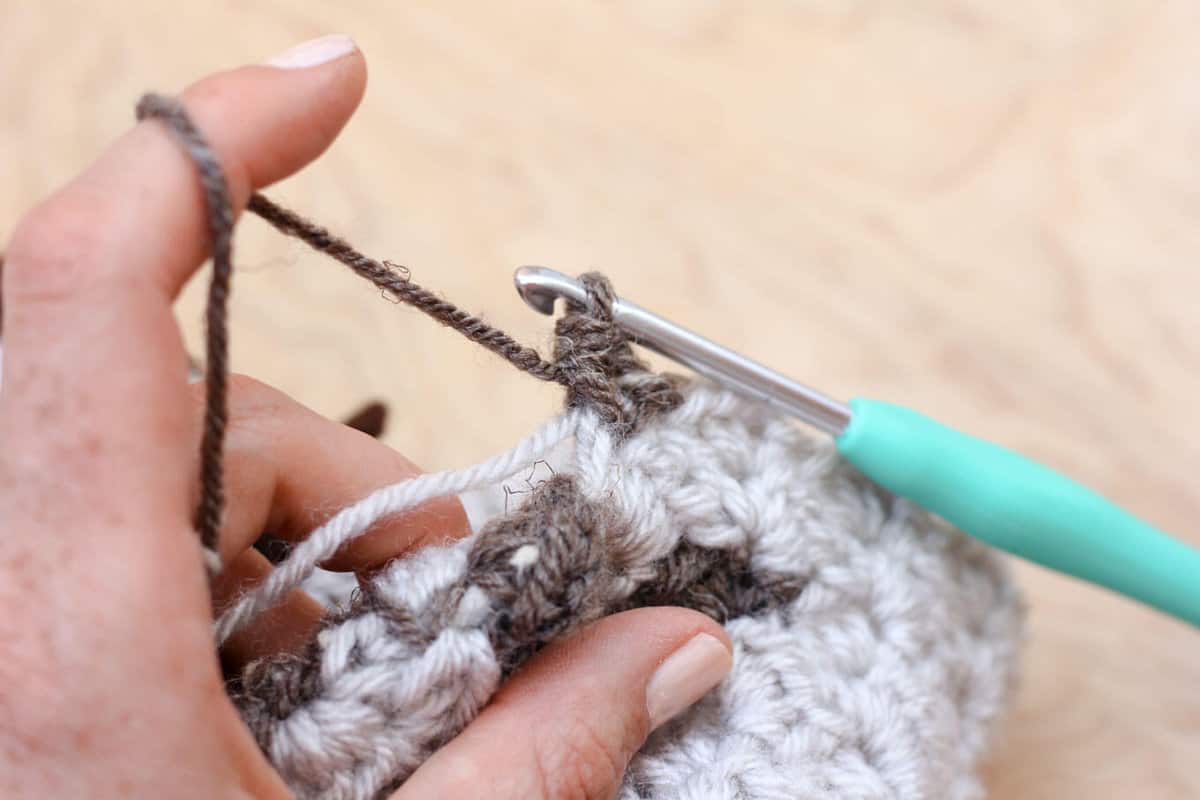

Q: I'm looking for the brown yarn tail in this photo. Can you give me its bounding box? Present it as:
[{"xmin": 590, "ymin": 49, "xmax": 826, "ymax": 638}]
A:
[{"xmin": 246, "ymin": 194, "xmax": 565, "ymax": 384}]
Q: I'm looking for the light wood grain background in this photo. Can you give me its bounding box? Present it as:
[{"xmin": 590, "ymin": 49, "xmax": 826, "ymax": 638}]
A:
[{"xmin": 3, "ymin": 1, "xmax": 1198, "ymax": 796}]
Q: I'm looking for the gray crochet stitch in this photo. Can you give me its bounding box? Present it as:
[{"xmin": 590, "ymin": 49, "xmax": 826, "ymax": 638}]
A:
[{"xmin": 231, "ymin": 279, "xmax": 1023, "ymax": 799}]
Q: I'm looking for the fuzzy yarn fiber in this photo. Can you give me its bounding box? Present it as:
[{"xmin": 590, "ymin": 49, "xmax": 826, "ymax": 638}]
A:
[{"xmin": 230, "ymin": 380, "xmax": 1022, "ymax": 799}]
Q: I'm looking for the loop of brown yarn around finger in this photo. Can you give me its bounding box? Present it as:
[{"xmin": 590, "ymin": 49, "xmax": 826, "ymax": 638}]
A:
[{"xmin": 136, "ymin": 93, "xmax": 232, "ymax": 567}]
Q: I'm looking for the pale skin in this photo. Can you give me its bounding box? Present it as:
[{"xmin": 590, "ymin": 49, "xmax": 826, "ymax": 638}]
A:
[{"xmin": 0, "ymin": 37, "xmax": 732, "ymax": 799}]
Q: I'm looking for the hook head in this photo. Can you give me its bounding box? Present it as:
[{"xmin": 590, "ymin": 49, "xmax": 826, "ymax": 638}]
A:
[{"xmin": 512, "ymin": 266, "xmax": 588, "ymax": 316}]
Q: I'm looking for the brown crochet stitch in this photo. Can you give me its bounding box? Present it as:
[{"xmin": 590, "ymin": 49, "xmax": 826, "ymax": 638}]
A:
[
  {"xmin": 553, "ymin": 272, "xmax": 683, "ymax": 432},
  {"xmin": 235, "ymin": 472, "xmax": 806, "ymax": 794}
]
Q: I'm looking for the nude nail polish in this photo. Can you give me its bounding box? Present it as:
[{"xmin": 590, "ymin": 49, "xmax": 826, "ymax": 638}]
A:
[
  {"xmin": 645, "ymin": 633, "xmax": 732, "ymax": 729},
  {"xmin": 265, "ymin": 34, "xmax": 358, "ymax": 69}
]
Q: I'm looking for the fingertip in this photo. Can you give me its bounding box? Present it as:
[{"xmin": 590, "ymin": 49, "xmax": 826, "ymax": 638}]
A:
[
  {"xmin": 262, "ymin": 34, "xmax": 359, "ymax": 71},
  {"xmin": 24, "ymin": 37, "xmax": 372, "ymax": 312},
  {"xmin": 580, "ymin": 607, "xmax": 732, "ymax": 730},
  {"xmin": 395, "ymin": 608, "xmax": 733, "ymax": 799},
  {"xmin": 212, "ymin": 548, "xmax": 326, "ymax": 672},
  {"xmin": 587, "ymin": 605, "xmax": 732, "ymax": 662},
  {"xmin": 179, "ymin": 43, "xmax": 367, "ymax": 192},
  {"xmin": 500, "ymin": 606, "xmax": 732, "ymax": 712},
  {"xmin": 645, "ymin": 630, "xmax": 732, "ymax": 730}
]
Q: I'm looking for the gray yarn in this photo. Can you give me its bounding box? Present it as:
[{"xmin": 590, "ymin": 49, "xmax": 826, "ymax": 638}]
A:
[
  {"xmin": 615, "ymin": 387, "xmax": 1022, "ymax": 799},
  {"xmin": 227, "ymin": 276, "xmax": 1023, "ymax": 799},
  {"xmin": 231, "ymin": 380, "xmax": 1022, "ymax": 799}
]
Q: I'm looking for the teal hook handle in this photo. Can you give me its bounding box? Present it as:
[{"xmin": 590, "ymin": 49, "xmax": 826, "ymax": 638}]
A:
[{"xmin": 837, "ymin": 398, "xmax": 1200, "ymax": 627}]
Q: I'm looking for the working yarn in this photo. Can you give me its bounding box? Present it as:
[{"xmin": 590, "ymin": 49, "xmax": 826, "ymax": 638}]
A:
[{"xmin": 139, "ymin": 94, "xmax": 1024, "ymax": 800}]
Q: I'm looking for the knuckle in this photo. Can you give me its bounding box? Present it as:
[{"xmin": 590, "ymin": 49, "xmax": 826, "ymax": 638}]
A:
[
  {"xmin": 181, "ymin": 73, "xmax": 246, "ymax": 126},
  {"xmin": 225, "ymin": 372, "xmax": 274, "ymax": 401},
  {"xmin": 174, "ymin": 82, "xmax": 251, "ymax": 192},
  {"xmin": 5, "ymin": 189, "xmax": 122, "ymax": 306},
  {"xmin": 225, "ymin": 373, "xmax": 292, "ymax": 422},
  {"xmin": 192, "ymin": 372, "xmax": 286, "ymax": 421},
  {"xmin": 531, "ymin": 714, "xmax": 634, "ymax": 800},
  {"xmin": 414, "ymin": 749, "xmax": 485, "ymax": 797}
]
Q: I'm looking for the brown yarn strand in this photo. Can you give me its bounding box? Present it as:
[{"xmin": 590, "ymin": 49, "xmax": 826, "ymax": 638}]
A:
[
  {"xmin": 553, "ymin": 273, "xmax": 683, "ymax": 433},
  {"xmin": 136, "ymin": 94, "xmax": 231, "ymax": 562},
  {"xmin": 246, "ymin": 193, "xmax": 566, "ymax": 385}
]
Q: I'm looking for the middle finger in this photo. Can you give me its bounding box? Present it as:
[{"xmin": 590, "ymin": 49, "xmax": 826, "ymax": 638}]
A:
[{"xmin": 205, "ymin": 374, "xmax": 471, "ymax": 573}]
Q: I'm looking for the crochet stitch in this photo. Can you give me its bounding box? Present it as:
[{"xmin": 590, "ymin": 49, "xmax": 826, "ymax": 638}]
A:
[
  {"xmin": 138, "ymin": 93, "xmax": 1024, "ymax": 800},
  {"xmin": 230, "ymin": 382, "xmax": 1021, "ymax": 800}
]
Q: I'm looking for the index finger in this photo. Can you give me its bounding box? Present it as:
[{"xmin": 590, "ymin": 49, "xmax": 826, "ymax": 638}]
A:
[{"xmin": 0, "ymin": 37, "xmax": 367, "ymax": 571}]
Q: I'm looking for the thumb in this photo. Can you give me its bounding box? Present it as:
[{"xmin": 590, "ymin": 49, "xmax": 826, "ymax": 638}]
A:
[{"xmin": 392, "ymin": 608, "xmax": 733, "ymax": 800}]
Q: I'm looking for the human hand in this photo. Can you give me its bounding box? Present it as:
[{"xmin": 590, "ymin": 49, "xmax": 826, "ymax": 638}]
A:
[{"xmin": 0, "ymin": 37, "xmax": 731, "ymax": 799}]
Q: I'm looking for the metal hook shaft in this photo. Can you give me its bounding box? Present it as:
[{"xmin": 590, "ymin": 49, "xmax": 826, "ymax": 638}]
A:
[{"xmin": 513, "ymin": 266, "xmax": 852, "ymax": 435}]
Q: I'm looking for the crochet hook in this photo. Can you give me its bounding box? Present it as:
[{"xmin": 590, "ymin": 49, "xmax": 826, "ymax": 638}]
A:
[{"xmin": 513, "ymin": 266, "xmax": 1200, "ymax": 628}]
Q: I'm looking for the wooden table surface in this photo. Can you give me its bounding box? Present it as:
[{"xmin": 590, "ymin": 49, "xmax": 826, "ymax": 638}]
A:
[{"xmin": 3, "ymin": 2, "xmax": 1198, "ymax": 796}]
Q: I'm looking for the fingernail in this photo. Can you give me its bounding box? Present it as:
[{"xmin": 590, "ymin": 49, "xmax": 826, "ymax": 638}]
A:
[
  {"xmin": 265, "ymin": 34, "xmax": 357, "ymax": 69},
  {"xmin": 645, "ymin": 633, "xmax": 732, "ymax": 729}
]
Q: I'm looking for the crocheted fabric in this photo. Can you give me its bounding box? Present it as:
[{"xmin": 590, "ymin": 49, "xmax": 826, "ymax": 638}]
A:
[{"xmin": 224, "ymin": 279, "xmax": 1023, "ymax": 800}]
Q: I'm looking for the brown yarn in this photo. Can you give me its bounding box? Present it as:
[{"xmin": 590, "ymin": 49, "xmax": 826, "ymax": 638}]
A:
[
  {"xmin": 553, "ymin": 272, "xmax": 683, "ymax": 432},
  {"xmin": 135, "ymin": 92, "xmax": 665, "ymax": 565},
  {"xmin": 342, "ymin": 401, "xmax": 388, "ymax": 439},
  {"xmin": 245, "ymin": 193, "xmax": 567, "ymax": 385},
  {"xmin": 136, "ymin": 94, "xmax": 232, "ymax": 557},
  {"xmin": 236, "ymin": 472, "xmax": 806, "ymax": 784}
]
